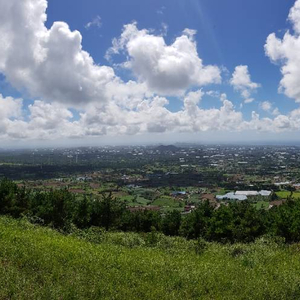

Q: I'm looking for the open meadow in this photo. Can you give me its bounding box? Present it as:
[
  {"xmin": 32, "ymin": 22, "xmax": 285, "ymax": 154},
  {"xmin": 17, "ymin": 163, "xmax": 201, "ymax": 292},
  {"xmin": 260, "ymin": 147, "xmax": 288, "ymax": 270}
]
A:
[{"xmin": 1, "ymin": 217, "xmax": 300, "ymax": 299}]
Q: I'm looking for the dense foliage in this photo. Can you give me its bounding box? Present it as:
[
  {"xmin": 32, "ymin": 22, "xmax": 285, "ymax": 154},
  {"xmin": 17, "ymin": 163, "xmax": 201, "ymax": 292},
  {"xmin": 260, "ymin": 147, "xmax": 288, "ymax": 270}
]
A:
[{"xmin": 1, "ymin": 178, "xmax": 300, "ymax": 243}]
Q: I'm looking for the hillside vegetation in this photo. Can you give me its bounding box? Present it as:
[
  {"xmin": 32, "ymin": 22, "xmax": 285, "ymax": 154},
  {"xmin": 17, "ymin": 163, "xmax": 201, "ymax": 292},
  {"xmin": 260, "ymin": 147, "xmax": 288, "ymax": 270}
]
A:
[
  {"xmin": 1, "ymin": 217, "xmax": 300, "ymax": 299},
  {"xmin": 2, "ymin": 178, "xmax": 300, "ymax": 244}
]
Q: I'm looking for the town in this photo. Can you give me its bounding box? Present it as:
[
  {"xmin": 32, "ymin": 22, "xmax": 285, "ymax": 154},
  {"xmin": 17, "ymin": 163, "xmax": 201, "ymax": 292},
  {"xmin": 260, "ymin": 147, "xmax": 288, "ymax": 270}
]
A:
[{"xmin": 1, "ymin": 144, "xmax": 299, "ymax": 214}]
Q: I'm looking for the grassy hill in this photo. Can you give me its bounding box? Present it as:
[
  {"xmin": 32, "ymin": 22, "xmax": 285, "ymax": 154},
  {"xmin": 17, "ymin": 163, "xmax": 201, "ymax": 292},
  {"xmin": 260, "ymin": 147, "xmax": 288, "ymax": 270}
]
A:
[{"xmin": 1, "ymin": 217, "xmax": 300, "ymax": 299}]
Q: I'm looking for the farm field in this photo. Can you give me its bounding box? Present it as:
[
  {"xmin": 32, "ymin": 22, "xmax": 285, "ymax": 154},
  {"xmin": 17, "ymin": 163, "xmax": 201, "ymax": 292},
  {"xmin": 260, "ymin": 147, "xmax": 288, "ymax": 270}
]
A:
[
  {"xmin": 276, "ymin": 191, "xmax": 300, "ymax": 199},
  {"xmin": 254, "ymin": 201, "xmax": 270, "ymax": 210}
]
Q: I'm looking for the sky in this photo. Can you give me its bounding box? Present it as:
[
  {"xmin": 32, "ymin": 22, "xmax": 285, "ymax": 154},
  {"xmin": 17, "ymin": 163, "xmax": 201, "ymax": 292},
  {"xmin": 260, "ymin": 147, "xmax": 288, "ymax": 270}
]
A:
[{"xmin": 1, "ymin": 0, "xmax": 300, "ymax": 147}]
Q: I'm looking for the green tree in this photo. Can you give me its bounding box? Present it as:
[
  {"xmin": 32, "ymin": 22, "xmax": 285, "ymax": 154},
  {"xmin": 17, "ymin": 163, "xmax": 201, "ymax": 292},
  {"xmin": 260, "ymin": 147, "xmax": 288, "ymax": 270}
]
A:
[
  {"xmin": 74, "ymin": 195, "xmax": 91, "ymax": 229},
  {"xmin": 0, "ymin": 178, "xmax": 18, "ymax": 215},
  {"xmin": 90, "ymin": 192, "xmax": 125, "ymax": 231},
  {"xmin": 179, "ymin": 201, "xmax": 213, "ymax": 239},
  {"xmin": 162, "ymin": 210, "xmax": 181, "ymax": 236}
]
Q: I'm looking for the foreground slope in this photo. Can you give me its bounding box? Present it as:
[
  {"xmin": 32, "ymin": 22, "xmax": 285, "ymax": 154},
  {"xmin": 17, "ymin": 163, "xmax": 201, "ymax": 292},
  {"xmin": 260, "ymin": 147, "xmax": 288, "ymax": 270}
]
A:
[{"xmin": 0, "ymin": 217, "xmax": 300, "ymax": 299}]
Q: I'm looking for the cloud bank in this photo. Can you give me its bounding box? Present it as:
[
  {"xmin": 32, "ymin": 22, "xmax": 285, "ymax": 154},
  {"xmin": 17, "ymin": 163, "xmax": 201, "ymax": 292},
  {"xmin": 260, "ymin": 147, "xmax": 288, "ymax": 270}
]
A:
[{"xmin": 0, "ymin": 0, "xmax": 299, "ymax": 142}]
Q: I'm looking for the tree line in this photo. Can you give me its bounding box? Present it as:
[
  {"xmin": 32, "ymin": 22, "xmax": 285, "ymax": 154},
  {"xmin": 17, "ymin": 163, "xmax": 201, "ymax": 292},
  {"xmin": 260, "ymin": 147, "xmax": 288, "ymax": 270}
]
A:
[{"xmin": 1, "ymin": 178, "xmax": 300, "ymax": 243}]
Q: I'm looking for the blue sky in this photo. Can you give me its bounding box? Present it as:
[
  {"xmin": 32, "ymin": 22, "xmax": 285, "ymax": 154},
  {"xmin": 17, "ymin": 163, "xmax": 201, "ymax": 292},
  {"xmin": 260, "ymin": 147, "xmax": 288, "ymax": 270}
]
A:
[
  {"xmin": 44, "ymin": 0, "xmax": 296, "ymax": 114},
  {"xmin": 1, "ymin": 0, "xmax": 300, "ymax": 145}
]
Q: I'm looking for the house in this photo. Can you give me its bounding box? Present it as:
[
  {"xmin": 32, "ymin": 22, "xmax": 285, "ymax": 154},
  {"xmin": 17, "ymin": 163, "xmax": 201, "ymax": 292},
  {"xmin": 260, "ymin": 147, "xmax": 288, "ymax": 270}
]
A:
[
  {"xmin": 269, "ymin": 200, "xmax": 286, "ymax": 209},
  {"xmin": 184, "ymin": 205, "xmax": 196, "ymax": 213}
]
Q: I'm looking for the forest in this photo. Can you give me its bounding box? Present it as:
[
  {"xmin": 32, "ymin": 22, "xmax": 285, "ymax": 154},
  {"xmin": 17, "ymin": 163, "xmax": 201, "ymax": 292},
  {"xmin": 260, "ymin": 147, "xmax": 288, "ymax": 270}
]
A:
[{"xmin": 1, "ymin": 178, "xmax": 300, "ymax": 244}]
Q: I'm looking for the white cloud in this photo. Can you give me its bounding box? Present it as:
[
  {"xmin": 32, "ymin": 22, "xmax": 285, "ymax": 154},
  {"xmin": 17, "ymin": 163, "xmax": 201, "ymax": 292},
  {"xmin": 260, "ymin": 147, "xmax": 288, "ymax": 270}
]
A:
[
  {"xmin": 206, "ymin": 90, "xmax": 220, "ymax": 98},
  {"xmin": 0, "ymin": 0, "xmax": 115, "ymax": 106},
  {"xmin": 244, "ymin": 98, "xmax": 254, "ymax": 104},
  {"xmin": 260, "ymin": 101, "xmax": 272, "ymax": 112},
  {"xmin": 230, "ymin": 65, "xmax": 260, "ymax": 102},
  {"xmin": 106, "ymin": 22, "xmax": 221, "ymax": 95},
  {"xmin": 265, "ymin": 0, "xmax": 300, "ymax": 102},
  {"xmin": 258, "ymin": 101, "xmax": 281, "ymax": 116},
  {"xmin": 0, "ymin": 0, "xmax": 300, "ymax": 142},
  {"xmin": 85, "ymin": 16, "xmax": 102, "ymax": 30},
  {"xmin": 161, "ymin": 23, "xmax": 168, "ymax": 36},
  {"xmin": 0, "ymin": 94, "xmax": 23, "ymax": 135},
  {"xmin": 0, "ymin": 95, "xmax": 23, "ymax": 119},
  {"xmin": 272, "ymin": 107, "xmax": 280, "ymax": 116},
  {"xmin": 28, "ymin": 101, "xmax": 73, "ymax": 130},
  {"xmin": 157, "ymin": 6, "xmax": 166, "ymax": 15},
  {"xmin": 0, "ymin": 90, "xmax": 299, "ymax": 141}
]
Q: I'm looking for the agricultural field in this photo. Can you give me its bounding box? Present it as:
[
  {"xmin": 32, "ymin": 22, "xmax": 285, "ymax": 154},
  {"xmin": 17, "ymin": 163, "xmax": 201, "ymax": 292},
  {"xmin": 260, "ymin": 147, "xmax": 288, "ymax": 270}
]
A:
[
  {"xmin": 152, "ymin": 196, "xmax": 183, "ymax": 210},
  {"xmin": 254, "ymin": 201, "xmax": 270, "ymax": 210},
  {"xmin": 276, "ymin": 191, "xmax": 300, "ymax": 199}
]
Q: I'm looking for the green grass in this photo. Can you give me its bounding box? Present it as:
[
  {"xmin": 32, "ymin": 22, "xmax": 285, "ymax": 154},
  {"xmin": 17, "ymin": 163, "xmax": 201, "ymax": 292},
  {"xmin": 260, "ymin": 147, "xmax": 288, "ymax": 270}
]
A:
[
  {"xmin": 189, "ymin": 194, "xmax": 202, "ymax": 203},
  {"xmin": 276, "ymin": 191, "xmax": 292, "ymax": 199},
  {"xmin": 254, "ymin": 201, "xmax": 270, "ymax": 210},
  {"xmin": 152, "ymin": 196, "xmax": 180, "ymax": 208},
  {"xmin": 120, "ymin": 195, "xmax": 135, "ymax": 202},
  {"xmin": 120, "ymin": 195, "xmax": 152, "ymax": 206},
  {"xmin": 293, "ymin": 192, "xmax": 300, "ymax": 199},
  {"xmin": 276, "ymin": 191, "xmax": 300, "ymax": 199},
  {"xmin": 2, "ymin": 217, "xmax": 300, "ymax": 299},
  {"xmin": 136, "ymin": 196, "xmax": 151, "ymax": 205}
]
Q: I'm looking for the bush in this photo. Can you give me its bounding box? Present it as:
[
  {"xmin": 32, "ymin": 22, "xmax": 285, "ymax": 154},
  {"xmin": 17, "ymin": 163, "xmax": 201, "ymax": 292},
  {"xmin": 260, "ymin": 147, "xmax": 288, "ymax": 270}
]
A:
[{"xmin": 194, "ymin": 237, "xmax": 208, "ymax": 255}]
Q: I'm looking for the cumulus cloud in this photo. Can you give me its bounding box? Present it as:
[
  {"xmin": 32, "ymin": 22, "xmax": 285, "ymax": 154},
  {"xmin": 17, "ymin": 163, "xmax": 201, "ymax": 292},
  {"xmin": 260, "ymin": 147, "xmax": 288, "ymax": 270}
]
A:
[
  {"xmin": 0, "ymin": 0, "xmax": 300, "ymax": 142},
  {"xmin": 0, "ymin": 94, "xmax": 23, "ymax": 135},
  {"xmin": 265, "ymin": 0, "xmax": 300, "ymax": 102},
  {"xmin": 0, "ymin": 90, "xmax": 299, "ymax": 141},
  {"xmin": 230, "ymin": 65, "xmax": 260, "ymax": 103},
  {"xmin": 0, "ymin": 0, "xmax": 115, "ymax": 106},
  {"xmin": 106, "ymin": 22, "xmax": 221, "ymax": 95},
  {"xmin": 259, "ymin": 101, "xmax": 280, "ymax": 117},
  {"xmin": 0, "ymin": 95, "xmax": 23, "ymax": 119},
  {"xmin": 260, "ymin": 101, "xmax": 272, "ymax": 112}
]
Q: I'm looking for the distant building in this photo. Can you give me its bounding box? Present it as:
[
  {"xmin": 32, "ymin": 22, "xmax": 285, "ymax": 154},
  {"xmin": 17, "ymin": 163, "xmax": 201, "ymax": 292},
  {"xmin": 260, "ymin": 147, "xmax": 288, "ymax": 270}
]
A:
[
  {"xmin": 76, "ymin": 176, "xmax": 92, "ymax": 182},
  {"xmin": 259, "ymin": 190, "xmax": 272, "ymax": 197},
  {"xmin": 274, "ymin": 181, "xmax": 291, "ymax": 186},
  {"xmin": 235, "ymin": 191, "xmax": 259, "ymax": 196},
  {"xmin": 269, "ymin": 200, "xmax": 286, "ymax": 209},
  {"xmin": 236, "ymin": 190, "xmax": 271, "ymax": 197},
  {"xmin": 171, "ymin": 191, "xmax": 186, "ymax": 197},
  {"xmin": 293, "ymin": 184, "xmax": 300, "ymax": 190},
  {"xmin": 216, "ymin": 190, "xmax": 271, "ymax": 201},
  {"xmin": 76, "ymin": 177, "xmax": 85, "ymax": 182},
  {"xmin": 184, "ymin": 205, "xmax": 196, "ymax": 213},
  {"xmin": 216, "ymin": 193, "xmax": 247, "ymax": 201}
]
